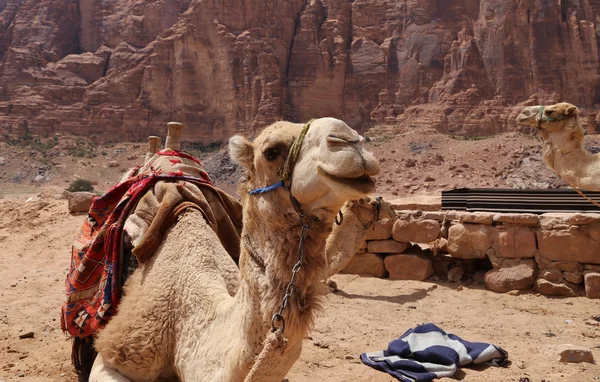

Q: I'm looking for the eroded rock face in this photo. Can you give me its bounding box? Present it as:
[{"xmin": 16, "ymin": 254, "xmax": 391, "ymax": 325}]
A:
[{"xmin": 2, "ymin": 0, "xmax": 600, "ymax": 140}]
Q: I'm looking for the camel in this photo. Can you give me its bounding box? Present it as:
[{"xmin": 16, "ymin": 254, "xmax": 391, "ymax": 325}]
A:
[
  {"xmin": 516, "ymin": 102, "xmax": 600, "ymax": 191},
  {"xmin": 89, "ymin": 118, "xmax": 383, "ymax": 381}
]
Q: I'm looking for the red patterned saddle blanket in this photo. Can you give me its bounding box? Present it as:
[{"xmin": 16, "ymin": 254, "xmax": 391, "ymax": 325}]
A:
[{"xmin": 60, "ymin": 165, "xmax": 212, "ymax": 338}]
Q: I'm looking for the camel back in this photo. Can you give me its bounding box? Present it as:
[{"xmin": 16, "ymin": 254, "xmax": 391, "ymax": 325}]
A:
[{"xmin": 61, "ymin": 149, "xmax": 243, "ymax": 339}]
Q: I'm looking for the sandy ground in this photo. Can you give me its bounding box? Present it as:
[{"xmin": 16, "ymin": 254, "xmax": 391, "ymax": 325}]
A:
[
  {"xmin": 1, "ymin": 194, "xmax": 600, "ymax": 382},
  {"xmin": 2, "ymin": 129, "xmax": 600, "ymax": 381}
]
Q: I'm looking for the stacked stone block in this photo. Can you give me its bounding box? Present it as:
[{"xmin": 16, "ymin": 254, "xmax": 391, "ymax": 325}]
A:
[{"xmin": 342, "ymin": 209, "xmax": 600, "ymax": 299}]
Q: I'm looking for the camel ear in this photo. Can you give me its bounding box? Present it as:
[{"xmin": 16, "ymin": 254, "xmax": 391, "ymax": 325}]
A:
[
  {"xmin": 229, "ymin": 135, "xmax": 254, "ymax": 169},
  {"xmin": 565, "ymin": 105, "xmax": 578, "ymax": 116}
]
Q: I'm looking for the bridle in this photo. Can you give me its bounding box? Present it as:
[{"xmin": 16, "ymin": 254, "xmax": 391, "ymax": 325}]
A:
[{"xmin": 535, "ymin": 105, "xmax": 573, "ymax": 132}]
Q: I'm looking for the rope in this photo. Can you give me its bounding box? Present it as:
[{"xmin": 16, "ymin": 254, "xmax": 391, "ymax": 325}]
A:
[
  {"xmin": 243, "ymin": 330, "xmax": 288, "ymax": 382},
  {"xmin": 248, "ymin": 181, "xmax": 284, "ymax": 195},
  {"xmin": 280, "ymin": 119, "xmax": 314, "ymax": 184},
  {"xmin": 559, "ymin": 176, "xmax": 600, "ymax": 209}
]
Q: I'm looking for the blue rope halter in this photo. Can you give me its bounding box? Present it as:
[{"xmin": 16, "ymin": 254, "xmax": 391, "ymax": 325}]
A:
[{"xmin": 248, "ymin": 180, "xmax": 285, "ymax": 195}]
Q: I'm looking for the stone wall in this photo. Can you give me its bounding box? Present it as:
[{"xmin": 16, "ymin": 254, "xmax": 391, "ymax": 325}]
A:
[{"xmin": 342, "ymin": 209, "xmax": 600, "ymax": 299}]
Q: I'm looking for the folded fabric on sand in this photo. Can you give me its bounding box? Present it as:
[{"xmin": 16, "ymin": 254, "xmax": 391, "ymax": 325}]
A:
[{"xmin": 360, "ymin": 323, "xmax": 508, "ymax": 382}]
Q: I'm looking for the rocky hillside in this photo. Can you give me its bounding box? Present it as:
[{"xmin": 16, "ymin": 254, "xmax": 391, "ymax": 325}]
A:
[{"xmin": 0, "ymin": 0, "xmax": 600, "ymax": 143}]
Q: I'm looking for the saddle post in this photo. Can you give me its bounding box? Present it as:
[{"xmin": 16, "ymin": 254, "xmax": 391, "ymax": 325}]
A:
[
  {"xmin": 144, "ymin": 136, "xmax": 162, "ymax": 163},
  {"xmin": 165, "ymin": 122, "xmax": 184, "ymax": 150}
]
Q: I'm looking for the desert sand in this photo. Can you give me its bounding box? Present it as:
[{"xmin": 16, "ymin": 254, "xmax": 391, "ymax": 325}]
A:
[{"xmin": 1, "ymin": 192, "xmax": 599, "ymax": 381}]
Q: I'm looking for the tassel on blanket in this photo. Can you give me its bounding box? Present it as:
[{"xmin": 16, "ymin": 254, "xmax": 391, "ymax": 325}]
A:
[{"xmin": 72, "ymin": 336, "xmax": 97, "ymax": 382}]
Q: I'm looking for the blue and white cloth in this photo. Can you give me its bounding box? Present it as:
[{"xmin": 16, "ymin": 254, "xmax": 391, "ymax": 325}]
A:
[{"xmin": 360, "ymin": 323, "xmax": 508, "ymax": 382}]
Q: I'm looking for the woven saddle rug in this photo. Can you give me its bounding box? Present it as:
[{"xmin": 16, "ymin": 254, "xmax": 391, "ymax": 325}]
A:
[{"xmin": 61, "ymin": 149, "xmax": 243, "ymax": 339}]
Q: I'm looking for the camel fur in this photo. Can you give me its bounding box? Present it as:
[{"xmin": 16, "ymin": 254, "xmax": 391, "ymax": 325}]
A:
[
  {"xmin": 90, "ymin": 118, "xmax": 381, "ymax": 381},
  {"xmin": 517, "ymin": 102, "xmax": 600, "ymax": 191}
]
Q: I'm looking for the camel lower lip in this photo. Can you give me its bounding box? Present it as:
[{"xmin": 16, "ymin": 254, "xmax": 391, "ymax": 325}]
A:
[{"xmin": 318, "ymin": 168, "xmax": 375, "ymax": 192}]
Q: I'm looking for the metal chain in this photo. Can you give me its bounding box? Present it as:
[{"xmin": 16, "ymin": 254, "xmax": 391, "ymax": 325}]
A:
[{"xmin": 271, "ymin": 214, "xmax": 313, "ymax": 334}]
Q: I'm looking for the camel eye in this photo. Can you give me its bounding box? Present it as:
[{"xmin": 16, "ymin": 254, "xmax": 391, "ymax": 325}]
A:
[{"xmin": 263, "ymin": 147, "xmax": 281, "ymax": 161}]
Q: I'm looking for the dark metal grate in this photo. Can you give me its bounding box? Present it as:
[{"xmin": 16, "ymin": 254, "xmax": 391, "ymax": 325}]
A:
[{"xmin": 441, "ymin": 188, "xmax": 600, "ymax": 214}]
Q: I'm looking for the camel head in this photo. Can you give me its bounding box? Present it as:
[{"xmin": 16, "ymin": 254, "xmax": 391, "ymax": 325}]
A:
[
  {"xmin": 516, "ymin": 102, "xmax": 583, "ymax": 139},
  {"xmin": 229, "ymin": 118, "xmax": 380, "ymax": 219}
]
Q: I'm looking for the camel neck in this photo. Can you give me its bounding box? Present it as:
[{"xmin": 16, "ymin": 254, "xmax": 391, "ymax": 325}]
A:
[
  {"xmin": 239, "ymin": 207, "xmax": 332, "ymax": 334},
  {"xmin": 228, "ymin": 203, "xmax": 334, "ymax": 375},
  {"xmin": 543, "ymin": 122, "xmax": 589, "ymax": 175}
]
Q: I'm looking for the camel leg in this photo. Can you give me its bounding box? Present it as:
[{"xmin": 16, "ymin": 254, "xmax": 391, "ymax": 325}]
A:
[{"xmin": 89, "ymin": 354, "xmax": 132, "ymax": 382}]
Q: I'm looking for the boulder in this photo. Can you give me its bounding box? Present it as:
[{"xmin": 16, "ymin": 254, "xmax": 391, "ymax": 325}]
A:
[
  {"xmin": 435, "ymin": 237, "xmax": 448, "ymax": 253},
  {"xmin": 584, "ymin": 272, "xmax": 600, "ymax": 299},
  {"xmin": 495, "ymin": 226, "xmax": 536, "ymax": 258},
  {"xmin": 559, "ymin": 347, "xmax": 595, "ymax": 363},
  {"xmin": 384, "ymin": 253, "xmax": 433, "ymax": 281},
  {"xmin": 392, "ymin": 219, "xmax": 440, "ymax": 243},
  {"xmin": 447, "ymin": 224, "xmax": 493, "ymax": 259},
  {"xmin": 534, "ymin": 278, "xmax": 579, "ymax": 297},
  {"xmin": 340, "ymin": 253, "xmax": 387, "ymax": 278},
  {"xmin": 364, "ymin": 218, "xmax": 393, "ymax": 241},
  {"xmin": 367, "ymin": 240, "xmax": 408, "ymax": 254},
  {"xmin": 447, "ymin": 265, "xmax": 465, "ymax": 282},
  {"xmin": 536, "ymin": 227, "xmax": 600, "ymax": 264},
  {"xmin": 484, "ymin": 261, "xmax": 536, "ymax": 293},
  {"xmin": 67, "ymin": 192, "xmax": 96, "ymax": 213},
  {"xmin": 538, "ymin": 268, "xmax": 562, "ymax": 283},
  {"xmin": 562, "ymin": 271, "xmax": 583, "ymax": 284}
]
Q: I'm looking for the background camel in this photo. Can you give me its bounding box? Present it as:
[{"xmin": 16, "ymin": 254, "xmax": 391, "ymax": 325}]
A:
[
  {"xmin": 90, "ymin": 118, "xmax": 381, "ymax": 381},
  {"xmin": 516, "ymin": 102, "xmax": 600, "ymax": 191}
]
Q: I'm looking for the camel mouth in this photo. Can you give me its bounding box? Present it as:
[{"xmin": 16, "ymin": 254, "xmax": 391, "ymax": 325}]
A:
[
  {"xmin": 317, "ymin": 167, "xmax": 376, "ymax": 193},
  {"xmin": 516, "ymin": 115, "xmax": 533, "ymax": 124},
  {"xmin": 516, "ymin": 106, "xmax": 542, "ymax": 126}
]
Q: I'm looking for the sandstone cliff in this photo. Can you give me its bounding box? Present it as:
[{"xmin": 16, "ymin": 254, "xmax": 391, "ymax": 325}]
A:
[{"xmin": 0, "ymin": 0, "xmax": 599, "ymax": 142}]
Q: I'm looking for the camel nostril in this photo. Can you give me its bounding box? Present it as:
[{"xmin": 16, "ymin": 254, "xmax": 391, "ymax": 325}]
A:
[{"xmin": 327, "ymin": 135, "xmax": 360, "ymax": 145}]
